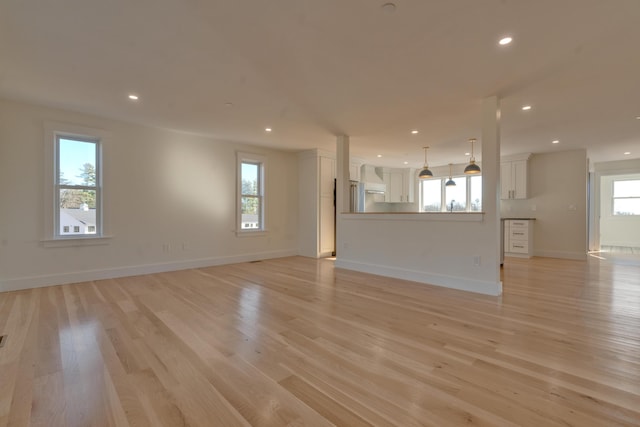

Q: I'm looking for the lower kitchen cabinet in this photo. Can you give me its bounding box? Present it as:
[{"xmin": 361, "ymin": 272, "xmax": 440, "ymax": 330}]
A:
[{"xmin": 504, "ymin": 219, "xmax": 534, "ymax": 258}]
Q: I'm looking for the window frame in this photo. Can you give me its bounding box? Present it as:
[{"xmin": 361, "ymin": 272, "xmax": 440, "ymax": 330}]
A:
[
  {"xmin": 419, "ymin": 174, "xmax": 482, "ymax": 213},
  {"xmin": 236, "ymin": 152, "xmax": 267, "ymax": 235},
  {"xmin": 54, "ymin": 134, "xmax": 102, "ymax": 239},
  {"xmin": 43, "ymin": 122, "xmax": 110, "ymax": 247},
  {"xmin": 612, "ymin": 178, "xmax": 640, "ymax": 216}
]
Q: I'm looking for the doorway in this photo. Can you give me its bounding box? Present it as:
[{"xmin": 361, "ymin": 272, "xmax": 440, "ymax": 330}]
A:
[{"xmin": 594, "ymin": 173, "xmax": 640, "ymax": 254}]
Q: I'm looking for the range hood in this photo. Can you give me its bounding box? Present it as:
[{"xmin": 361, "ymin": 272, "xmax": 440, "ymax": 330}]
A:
[{"xmin": 360, "ymin": 165, "xmax": 386, "ymax": 193}]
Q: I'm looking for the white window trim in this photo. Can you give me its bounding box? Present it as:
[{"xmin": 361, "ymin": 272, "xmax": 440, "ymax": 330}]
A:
[
  {"xmin": 236, "ymin": 151, "xmax": 267, "ymax": 236},
  {"xmin": 43, "ymin": 121, "xmax": 112, "ymax": 247}
]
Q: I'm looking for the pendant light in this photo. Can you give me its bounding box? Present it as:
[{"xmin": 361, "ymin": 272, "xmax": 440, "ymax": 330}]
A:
[
  {"xmin": 418, "ymin": 146, "xmax": 433, "ymax": 179},
  {"xmin": 464, "ymin": 138, "xmax": 481, "ymax": 174},
  {"xmin": 445, "ymin": 163, "xmax": 456, "ymax": 186}
]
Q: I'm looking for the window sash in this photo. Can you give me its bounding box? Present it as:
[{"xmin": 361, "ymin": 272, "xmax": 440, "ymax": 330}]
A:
[
  {"xmin": 54, "ymin": 135, "xmax": 102, "ymax": 238},
  {"xmin": 612, "ymin": 179, "xmax": 640, "ymax": 215},
  {"xmin": 420, "ymin": 175, "xmax": 482, "ymax": 213}
]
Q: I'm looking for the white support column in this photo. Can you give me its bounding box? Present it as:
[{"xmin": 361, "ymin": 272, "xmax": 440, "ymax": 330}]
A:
[
  {"xmin": 336, "ymin": 136, "xmax": 350, "ymax": 215},
  {"xmin": 481, "ymin": 96, "xmax": 501, "ymax": 281},
  {"xmin": 335, "ymin": 135, "xmax": 350, "ymax": 258}
]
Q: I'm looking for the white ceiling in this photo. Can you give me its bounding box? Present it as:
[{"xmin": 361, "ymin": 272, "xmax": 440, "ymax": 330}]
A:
[{"xmin": 2, "ymin": 0, "xmax": 639, "ymax": 168}]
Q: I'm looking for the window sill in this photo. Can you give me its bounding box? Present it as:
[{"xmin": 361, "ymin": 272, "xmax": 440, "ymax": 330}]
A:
[
  {"xmin": 41, "ymin": 235, "xmax": 113, "ymax": 248},
  {"xmin": 235, "ymin": 230, "xmax": 268, "ymax": 237}
]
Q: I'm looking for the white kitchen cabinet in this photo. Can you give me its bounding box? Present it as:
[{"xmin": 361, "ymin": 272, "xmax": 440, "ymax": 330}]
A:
[
  {"xmin": 384, "ymin": 168, "xmax": 415, "ymax": 203},
  {"xmin": 504, "ymin": 219, "xmax": 534, "ymax": 258},
  {"xmin": 501, "ymin": 154, "xmax": 531, "ymax": 200},
  {"xmin": 349, "ymin": 161, "xmax": 362, "ymax": 182},
  {"xmin": 297, "ymin": 149, "xmax": 335, "ymax": 258}
]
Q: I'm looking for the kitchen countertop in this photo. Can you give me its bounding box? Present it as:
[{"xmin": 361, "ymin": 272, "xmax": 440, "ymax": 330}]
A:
[{"xmin": 501, "ymin": 217, "xmax": 536, "ymax": 220}]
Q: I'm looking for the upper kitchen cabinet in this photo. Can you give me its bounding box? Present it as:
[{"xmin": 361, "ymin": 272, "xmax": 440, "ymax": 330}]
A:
[
  {"xmin": 384, "ymin": 168, "xmax": 415, "ymax": 203},
  {"xmin": 349, "ymin": 158, "xmax": 363, "ymax": 182},
  {"xmin": 501, "ymin": 153, "xmax": 531, "ymax": 200}
]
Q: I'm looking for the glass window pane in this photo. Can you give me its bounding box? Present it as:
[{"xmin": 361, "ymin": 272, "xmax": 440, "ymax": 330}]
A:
[
  {"xmin": 59, "ymin": 138, "xmax": 96, "ymax": 186},
  {"xmin": 613, "ymin": 198, "xmax": 640, "ymax": 215},
  {"xmin": 241, "ymin": 196, "xmax": 260, "ymax": 229},
  {"xmin": 59, "ymin": 189, "xmax": 97, "ymax": 235},
  {"xmin": 613, "ymin": 180, "xmax": 640, "ymax": 198},
  {"xmin": 421, "ymin": 179, "xmax": 442, "ymax": 212},
  {"xmin": 241, "ymin": 162, "xmax": 259, "ymax": 195},
  {"xmin": 470, "ymin": 175, "xmax": 482, "ymax": 212},
  {"xmin": 445, "ymin": 177, "xmax": 467, "ymax": 211}
]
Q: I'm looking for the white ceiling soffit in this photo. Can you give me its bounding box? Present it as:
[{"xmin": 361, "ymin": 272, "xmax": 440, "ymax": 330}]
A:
[{"xmin": 1, "ymin": 0, "xmax": 639, "ymax": 167}]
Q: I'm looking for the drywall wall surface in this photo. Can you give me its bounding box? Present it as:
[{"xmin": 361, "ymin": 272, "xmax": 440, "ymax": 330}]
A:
[
  {"xmin": 0, "ymin": 98, "xmax": 299, "ymax": 291},
  {"xmin": 501, "ymin": 150, "xmax": 587, "ymax": 259}
]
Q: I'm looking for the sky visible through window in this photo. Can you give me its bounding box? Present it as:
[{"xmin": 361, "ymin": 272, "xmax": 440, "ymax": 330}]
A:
[
  {"xmin": 242, "ymin": 162, "xmax": 258, "ymax": 192},
  {"xmin": 59, "ymin": 138, "xmax": 95, "ymax": 185}
]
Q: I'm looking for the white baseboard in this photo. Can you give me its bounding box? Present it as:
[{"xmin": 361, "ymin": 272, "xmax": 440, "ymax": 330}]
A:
[
  {"xmin": 533, "ymin": 250, "xmax": 587, "ymax": 260},
  {"xmin": 0, "ymin": 249, "xmax": 298, "ymax": 293},
  {"xmin": 334, "ymin": 259, "xmax": 502, "ymax": 296}
]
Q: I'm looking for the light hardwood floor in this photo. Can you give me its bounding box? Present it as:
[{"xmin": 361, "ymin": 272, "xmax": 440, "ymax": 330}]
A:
[{"xmin": 1, "ymin": 255, "xmax": 639, "ymax": 426}]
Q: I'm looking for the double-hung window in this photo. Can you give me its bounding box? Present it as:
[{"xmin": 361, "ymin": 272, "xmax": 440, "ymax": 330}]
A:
[
  {"xmin": 612, "ymin": 179, "xmax": 640, "ymax": 215},
  {"xmin": 55, "ymin": 135, "xmax": 102, "ymax": 237},
  {"xmin": 237, "ymin": 152, "xmax": 266, "ymax": 233}
]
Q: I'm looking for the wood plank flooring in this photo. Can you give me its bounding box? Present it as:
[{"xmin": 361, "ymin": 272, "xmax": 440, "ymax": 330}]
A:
[{"xmin": 1, "ymin": 255, "xmax": 639, "ymax": 426}]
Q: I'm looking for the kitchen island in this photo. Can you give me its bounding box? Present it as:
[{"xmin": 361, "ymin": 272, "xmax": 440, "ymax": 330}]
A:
[{"xmin": 336, "ymin": 211, "xmax": 502, "ymax": 295}]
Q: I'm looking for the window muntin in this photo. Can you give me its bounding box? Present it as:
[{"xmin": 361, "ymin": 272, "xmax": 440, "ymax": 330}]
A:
[
  {"xmin": 420, "ymin": 175, "xmax": 482, "ymax": 213},
  {"xmin": 55, "ymin": 136, "xmax": 101, "ymax": 237},
  {"xmin": 613, "ymin": 179, "xmax": 640, "ymax": 215},
  {"xmin": 238, "ymin": 153, "xmax": 266, "ymax": 232}
]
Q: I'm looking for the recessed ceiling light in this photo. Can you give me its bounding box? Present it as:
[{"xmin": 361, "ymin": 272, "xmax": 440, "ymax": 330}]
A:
[
  {"xmin": 624, "ymin": 151, "xmax": 631, "ymax": 155},
  {"xmin": 403, "ymin": 161, "xmax": 409, "ymax": 165},
  {"xmin": 377, "ymin": 154, "xmax": 383, "ymax": 158},
  {"xmin": 522, "ymin": 105, "xmax": 532, "ymax": 111},
  {"xmin": 636, "ymin": 116, "xmax": 640, "ymax": 120},
  {"xmin": 265, "ymin": 127, "xmax": 272, "ymax": 132},
  {"xmin": 381, "ymin": 3, "xmax": 396, "ymax": 13},
  {"xmin": 128, "ymin": 94, "xmax": 139, "ymax": 101},
  {"xmin": 499, "ymin": 37, "xmax": 513, "ymax": 46},
  {"xmin": 224, "ymin": 102, "xmax": 233, "ymax": 107},
  {"xmin": 411, "ymin": 130, "xmax": 419, "ymax": 134},
  {"xmin": 465, "ymin": 152, "xmax": 470, "ymax": 156},
  {"xmin": 552, "ymin": 140, "xmax": 560, "ymax": 144}
]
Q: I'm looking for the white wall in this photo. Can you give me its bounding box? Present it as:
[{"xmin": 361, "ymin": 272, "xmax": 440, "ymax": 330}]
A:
[
  {"xmin": 501, "ymin": 150, "xmax": 587, "ymax": 260},
  {"xmin": 0, "ymin": 98, "xmax": 299, "ymax": 291},
  {"xmin": 336, "ymin": 213, "xmax": 500, "ymax": 295}
]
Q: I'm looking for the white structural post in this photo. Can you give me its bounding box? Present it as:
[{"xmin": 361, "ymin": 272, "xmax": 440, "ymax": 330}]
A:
[
  {"xmin": 481, "ymin": 96, "xmax": 501, "ymax": 282},
  {"xmin": 336, "ymin": 136, "xmax": 350, "ymax": 215},
  {"xmin": 335, "ymin": 135, "xmax": 350, "ymax": 257}
]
